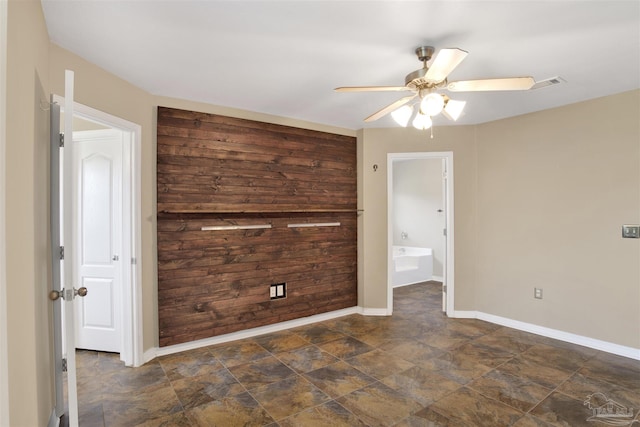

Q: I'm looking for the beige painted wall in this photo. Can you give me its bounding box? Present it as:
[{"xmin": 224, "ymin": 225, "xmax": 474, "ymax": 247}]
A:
[
  {"xmin": 6, "ymin": 1, "xmax": 53, "ymax": 425},
  {"xmin": 49, "ymin": 45, "xmax": 356, "ymax": 352},
  {"xmin": 475, "ymin": 91, "xmax": 640, "ymax": 348},
  {"xmin": 5, "ymin": 1, "xmax": 639, "ymax": 422},
  {"xmin": 358, "ymin": 126, "xmax": 479, "ymax": 310},
  {"xmin": 48, "ymin": 43, "xmax": 159, "ymax": 351}
]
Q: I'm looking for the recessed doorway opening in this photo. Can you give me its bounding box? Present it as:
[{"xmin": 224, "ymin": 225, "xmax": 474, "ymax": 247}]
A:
[{"xmin": 387, "ymin": 152, "xmax": 454, "ymax": 315}]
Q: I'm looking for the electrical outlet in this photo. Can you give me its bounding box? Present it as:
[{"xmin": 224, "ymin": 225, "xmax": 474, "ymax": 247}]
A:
[
  {"xmin": 534, "ymin": 288, "xmax": 543, "ymax": 299},
  {"xmin": 622, "ymin": 225, "xmax": 640, "ymax": 238},
  {"xmin": 270, "ymin": 283, "xmax": 286, "ymax": 300}
]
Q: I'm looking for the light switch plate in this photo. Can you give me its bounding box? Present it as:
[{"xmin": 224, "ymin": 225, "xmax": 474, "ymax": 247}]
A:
[
  {"xmin": 534, "ymin": 288, "xmax": 543, "ymax": 299},
  {"xmin": 622, "ymin": 225, "xmax": 640, "ymax": 238}
]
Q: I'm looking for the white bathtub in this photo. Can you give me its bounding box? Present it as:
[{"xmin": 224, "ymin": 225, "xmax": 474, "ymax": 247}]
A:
[{"xmin": 392, "ymin": 246, "xmax": 433, "ymax": 287}]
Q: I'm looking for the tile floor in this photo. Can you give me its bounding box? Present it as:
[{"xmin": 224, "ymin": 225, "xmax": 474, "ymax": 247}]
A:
[{"xmin": 74, "ymin": 282, "xmax": 640, "ymax": 426}]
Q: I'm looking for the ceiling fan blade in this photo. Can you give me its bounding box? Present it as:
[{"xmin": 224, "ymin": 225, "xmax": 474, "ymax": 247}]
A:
[
  {"xmin": 364, "ymin": 95, "xmax": 417, "ymax": 122},
  {"xmin": 424, "ymin": 48, "xmax": 468, "ymax": 83},
  {"xmin": 447, "ymin": 77, "xmax": 535, "ymax": 92},
  {"xmin": 335, "ymin": 86, "xmax": 411, "ymax": 92}
]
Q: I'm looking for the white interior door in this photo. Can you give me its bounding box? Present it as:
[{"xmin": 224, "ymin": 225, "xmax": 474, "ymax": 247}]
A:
[
  {"xmin": 50, "ymin": 97, "xmax": 65, "ymax": 420},
  {"xmin": 74, "ymin": 129, "xmax": 123, "ymax": 352},
  {"xmin": 62, "ymin": 69, "xmax": 81, "ymax": 427}
]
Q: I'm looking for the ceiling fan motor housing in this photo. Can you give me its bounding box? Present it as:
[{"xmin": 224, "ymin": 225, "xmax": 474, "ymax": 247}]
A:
[
  {"xmin": 405, "ymin": 46, "xmax": 446, "ymax": 91},
  {"xmin": 415, "ymin": 46, "xmax": 435, "ymax": 62}
]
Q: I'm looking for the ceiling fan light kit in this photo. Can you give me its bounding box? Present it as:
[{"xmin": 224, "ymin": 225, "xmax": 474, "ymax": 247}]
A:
[
  {"xmin": 390, "ymin": 105, "xmax": 414, "ymax": 127},
  {"xmin": 420, "ymin": 92, "xmax": 445, "ymax": 116},
  {"xmin": 336, "ymin": 45, "xmax": 543, "ymax": 137}
]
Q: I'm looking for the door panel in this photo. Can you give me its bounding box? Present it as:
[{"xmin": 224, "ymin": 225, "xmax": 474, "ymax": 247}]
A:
[
  {"xmin": 74, "ymin": 131, "xmax": 123, "ymax": 352},
  {"xmin": 442, "ymin": 158, "xmax": 447, "ymax": 312},
  {"xmin": 49, "ymin": 98, "xmax": 64, "ymax": 418},
  {"xmin": 62, "ymin": 68, "xmax": 80, "ymax": 427}
]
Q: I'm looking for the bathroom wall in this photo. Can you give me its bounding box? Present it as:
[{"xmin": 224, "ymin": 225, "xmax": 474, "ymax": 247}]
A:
[{"xmin": 392, "ymin": 159, "xmax": 445, "ymax": 278}]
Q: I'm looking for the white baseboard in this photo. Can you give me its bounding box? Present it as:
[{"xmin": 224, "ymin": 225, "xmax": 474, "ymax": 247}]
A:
[
  {"xmin": 360, "ymin": 307, "xmax": 391, "ymax": 316},
  {"xmin": 47, "ymin": 408, "xmax": 59, "ymax": 427},
  {"xmin": 452, "ymin": 310, "xmax": 640, "ymax": 360},
  {"xmin": 154, "ymin": 306, "xmax": 360, "ymax": 358},
  {"xmin": 432, "ymin": 275, "xmax": 443, "ymax": 282}
]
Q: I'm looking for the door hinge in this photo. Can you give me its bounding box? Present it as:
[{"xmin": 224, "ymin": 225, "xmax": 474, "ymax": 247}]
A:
[
  {"xmin": 59, "ymin": 133, "xmax": 64, "ymax": 148},
  {"xmin": 443, "ymin": 285, "xmax": 447, "ymax": 292},
  {"xmin": 443, "ymin": 228, "xmax": 447, "ymax": 236},
  {"xmin": 59, "ymin": 246, "xmax": 64, "ymax": 260},
  {"xmin": 61, "ymin": 358, "xmax": 67, "ymax": 372},
  {"xmin": 131, "ymin": 257, "xmax": 137, "ymax": 265}
]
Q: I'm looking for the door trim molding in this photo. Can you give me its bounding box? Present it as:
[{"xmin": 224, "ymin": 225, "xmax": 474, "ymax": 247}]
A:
[
  {"xmin": 0, "ymin": 0, "xmax": 9, "ymax": 422},
  {"xmin": 387, "ymin": 151, "xmax": 455, "ymax": 315},
  {"xmin": 53, "ymin": 95, "xmax": 143, "ymax": 367}
]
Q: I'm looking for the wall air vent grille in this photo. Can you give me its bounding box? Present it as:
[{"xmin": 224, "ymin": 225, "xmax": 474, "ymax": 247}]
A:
[{"xmin": 531, "ymin": 76, "xmax": 566, "ymax": 90}]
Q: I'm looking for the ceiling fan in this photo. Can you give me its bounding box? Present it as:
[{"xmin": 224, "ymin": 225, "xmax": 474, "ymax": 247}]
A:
[{"xmin": 335, "ymin": 46, "xmax": 535, "ymax": 130}]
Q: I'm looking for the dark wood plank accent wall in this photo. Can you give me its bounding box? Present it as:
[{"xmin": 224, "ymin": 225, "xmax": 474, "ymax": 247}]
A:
[{"xmin": 157, "ymin": 107, "xmax": 357, "ymax": 347}]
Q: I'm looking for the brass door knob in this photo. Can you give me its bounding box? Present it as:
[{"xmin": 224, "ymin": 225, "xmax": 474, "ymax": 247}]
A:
[
  {"xmin": 49, "ymin": 290, "xmax": 62, "ymax": 301},
  {"xmin": 77, "ymin": 287, "xmax": 88, "ymax": 297}
]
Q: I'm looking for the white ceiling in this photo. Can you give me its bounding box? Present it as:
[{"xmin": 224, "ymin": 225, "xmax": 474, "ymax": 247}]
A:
[{"xmin": 41, "ymin": 1, "xmax": 640, "ymax": 130}]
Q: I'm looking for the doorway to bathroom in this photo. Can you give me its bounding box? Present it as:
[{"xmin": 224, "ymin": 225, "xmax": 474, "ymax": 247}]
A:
[{"xmin": 387, "ymin": 152, "xmax": 454, "ymax": 314}]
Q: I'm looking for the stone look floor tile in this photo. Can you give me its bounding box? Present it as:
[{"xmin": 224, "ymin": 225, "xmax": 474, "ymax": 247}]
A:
[
  {"xmin": 497, "ymin": 354, "xmax": 574, "ymax": 389},
  {"xmin": 134, "ymin": 411, "xmax": 193, "ymax": 427},
  {"xmin": 378, "ymin": 339, "xmax": 444, "ymax": 365},
  {"xmin": 278, "ymin": 400, "xmax": 367, "ymax": 427},
  {"xmin": 529, "ymin": 391, "xmax": 594, "ymax": 426},
  {"xmin": 415, "ymin": 386, "xmax": 524, "ymax": 427},
  {"xmin": 250, "ymin": 375, "xmax": 330, "ymax": 420},
  {"xmin": 186, "ymin": 392, "xmax": 274, "ymax": 427},
  {"xmin": 393, "ymin": 414, "xmax": 452, "ymax": 427},
  {"xmin": 170, "ymin": 367, "xmax": 245, "ymax": 409},
  {"xmin": 578, "ymin": 354, "xmax": 640, "ymax": 392},
  {"xmin": 512, "ymin": 414, "xmax": 557, "ymax": 427},
  {"xmin": 520, "ymin": 343, "xmax": 591, "ymax": 373},
  {"xmin": 275, "ymin": 344, "xmax": 339, "ymax": 374},
  {"xmin": 73, "ymin": 282, "xmax": 640, "ymax": 427},
  {"xmin": 449, "ymin": 341, "xmax": 515, "ymax": 369},
  {"xmin": 290, "ymin": 324, "xmax": 348, "ymax": 344},
  {"xmin": 227, "ymin": 355, "xmax": 295, "ymax": 390},
  {"xmin": 303, "ymin": 360, "xmax": 377, "ymax": 398},
  {"xmin": 471, "ymin": 330, "xmax": 534, "ymax": 355},
  {"xmin": 416, "ymin": 349, "xmax": 494, "ymax": 384},
  {"xmin": 253, "ymin": 330, "xmax": 310, "ymax": 353},
  {"xmin": 556, "ymin": 371, "xmax": 640, "ymax": 409},
  {"xmin": 158, "ymin": 348, "xmax": 222, "ymax": 381},
  {"xmin": 102, "ymin": 382, "xmax": 183, "ymax": 427},
  {"xmin": 381, "ymin": 365, "xmax": 462, "ymax": 406},
  {"xmin": 467, "ymin": 369, "xmax": 553, "ymax": 412},
  {"xmin": 336, "ymin": 381, "xmax": 422, "ymax": 427},
  {"xmin": 346, "ymin": 348, "xmax": 415, "ymax": 380},
  {"xmin": 208, "ymin": 339, "xmax": 271, "ymax": 368},
  {"xmin": 318, "ymin": 335, "xmax": 375, "ymax": 359}
]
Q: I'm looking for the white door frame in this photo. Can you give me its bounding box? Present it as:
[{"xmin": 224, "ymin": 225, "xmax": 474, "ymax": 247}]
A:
[
  {"xmin": 53, "ymin": 94, "xmax": 143, "ymax": 367},
  {"xmin": 387, "ymin": 151, "xmax": 455, "ymax": 315},
  {"xmin": 0, "ymin": 0, "xmax": 9, "ymax": 423}
]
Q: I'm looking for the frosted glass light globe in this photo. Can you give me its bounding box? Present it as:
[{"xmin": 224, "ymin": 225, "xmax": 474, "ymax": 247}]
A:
[{"xmin": 420, "ymin": 93, "xmax": 445, "ymax": 117}]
